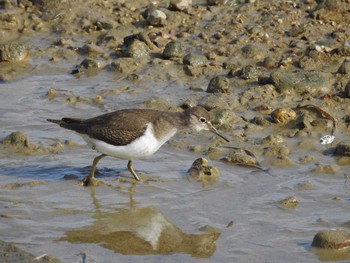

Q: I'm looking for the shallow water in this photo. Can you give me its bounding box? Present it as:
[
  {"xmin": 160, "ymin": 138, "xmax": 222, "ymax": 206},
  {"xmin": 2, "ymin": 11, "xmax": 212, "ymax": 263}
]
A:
[{"xmin": 1, "ymin": 75, "xmax": 350, "ymax": 263}]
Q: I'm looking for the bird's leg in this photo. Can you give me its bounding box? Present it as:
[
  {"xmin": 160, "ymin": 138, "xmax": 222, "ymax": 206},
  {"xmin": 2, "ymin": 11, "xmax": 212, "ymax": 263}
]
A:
[
  {"xmin": 127, "ymin": 160, "xmax": 140, "ymax": 181},
  {"xmin": 82, "ymin": 154, "xmax": 106, "ymax": 186}
]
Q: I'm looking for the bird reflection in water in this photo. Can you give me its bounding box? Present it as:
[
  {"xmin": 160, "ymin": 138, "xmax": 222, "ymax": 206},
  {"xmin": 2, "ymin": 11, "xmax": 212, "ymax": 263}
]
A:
[{"xmin": 59, "ymin": 185, "xmax": 220, "ymax": 258}]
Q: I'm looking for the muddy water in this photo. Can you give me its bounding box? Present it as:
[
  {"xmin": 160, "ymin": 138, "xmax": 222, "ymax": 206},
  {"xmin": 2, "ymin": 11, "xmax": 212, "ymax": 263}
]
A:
[{"xmin": 0, "ymin": 74, "xmax": 349, "ymax": 262}]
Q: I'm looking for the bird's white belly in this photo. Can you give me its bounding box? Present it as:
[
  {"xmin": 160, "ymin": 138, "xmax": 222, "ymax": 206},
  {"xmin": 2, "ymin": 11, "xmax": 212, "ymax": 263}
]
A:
[{"xmin": 80, "ymin": 124, "xmax": 177, "ymax": 160}]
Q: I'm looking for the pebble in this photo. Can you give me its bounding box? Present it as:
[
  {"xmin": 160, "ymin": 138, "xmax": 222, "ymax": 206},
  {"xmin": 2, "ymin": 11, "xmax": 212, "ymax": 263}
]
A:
[
  {"xmin": 183, "ymin": 53, "xmax": 207, "ymax": 66},
  {"xmin": 221, "ymin": 149, "xmax": 259, "ymax": 167},
  {"xmin": 269, "ymin": 70, "xmax": 330, "ymax": 95},
  {"xmin": 263, "ymin": 146, "xmax": 290, "ymax": 157},
  {"xmin": 207, "ymin": 75, "xmax": 230, "ymax": 93},
  {"xmin": 262, "ymin": 56, "xmax": 275, "ymax": 68},
  {"xmin": 198, "ymin": 94, "xmax": 232, "ymax": 110},
  {"xmin": 241, "ymin": 44, "xmax": 264, "ymax": 59},
  {"xmin": 337, "ymin": 58, "xmax": 350, "ymax": 75},
  {"xmin": 79, "ymin": 58, "xmax": 102, "ymax": 69},
  {"xmin": 345, "ymin": 81, "xmax": 350, "ymax": 98},
  {"xmin": 147, "ymin": 9, "xmax": 167, "ymax": 26},
  {"xmin": 239, "ymin": 65, "xmax": 260, "ymax": 80},
  {"xmin": 187, "ymin": 158, "xmax": 220, "ymax": 185},
  {"xmin": 162, "ymin": 41, "xmax": 184, "ymax": 59},
  {"xmin": 312, "ymin": 230, "xmax": 350, "ymax": 249},
  {"xmin": 271, "ymin": 108, "xmax": 297, "ymax": 124},
  {"xmin": 123, "ymin": 32, "xmax": 156, "ymax": 50},
  {"xmin": 168, "ymin": 0, "xmax": 192, "ymax": 12},
  {"xmin": 210, "ymin": 108, "xmax": 237, "ymax": 129},
  {"xmin": 278, "ymin": 196, "xmax": 299, "ymax": 209},
  {"xmin": 108, "ymin": 58, "xmax": 144, "ymax": 74},
  {"xmin": 1, "ymin": 131, "xmax": 30, "ymax": 147},
  {"xmin": 72, "ymin": 58, "xmax": 102, "ymax": 74},
  {"xmin": 334, "ymin": 140, "xmax": 350, "ymax": 156},
  {"xmin": 0, "ymin": 42, "xmax": 29, "ymax": 62},
  {"xmin": 126, "ymin": 40, "xmax": 149, "ymax": 58},
  {"xmin": 311, "ymin": 164, "xmax": 338, "ymax": 174}
]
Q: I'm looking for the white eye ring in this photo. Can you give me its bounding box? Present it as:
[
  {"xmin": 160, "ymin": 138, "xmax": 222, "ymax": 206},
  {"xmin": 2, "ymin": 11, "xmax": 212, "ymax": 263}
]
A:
[{"xmin": 199, "ymin": 117, "xmax": 207, "ymax": 123}]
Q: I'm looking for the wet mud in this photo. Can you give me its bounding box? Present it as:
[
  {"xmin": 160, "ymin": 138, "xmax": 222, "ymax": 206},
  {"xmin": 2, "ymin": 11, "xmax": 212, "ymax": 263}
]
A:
[{"xmin": 0, "ymin": 0, "xmax": 350, "ymax": 262}]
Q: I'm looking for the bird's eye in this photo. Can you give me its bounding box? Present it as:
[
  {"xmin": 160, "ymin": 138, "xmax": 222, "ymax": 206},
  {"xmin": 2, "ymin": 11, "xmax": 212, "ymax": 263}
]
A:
[{"xmin": 199, "ymin": 117, "xmax": 206, "ymax": 123}]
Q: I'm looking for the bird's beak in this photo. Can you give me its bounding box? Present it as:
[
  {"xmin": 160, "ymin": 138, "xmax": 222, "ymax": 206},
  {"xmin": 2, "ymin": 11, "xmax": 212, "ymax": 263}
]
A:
[{"xmin": 207, "ymin": 122, "xmax": 230, "ymax": 142}]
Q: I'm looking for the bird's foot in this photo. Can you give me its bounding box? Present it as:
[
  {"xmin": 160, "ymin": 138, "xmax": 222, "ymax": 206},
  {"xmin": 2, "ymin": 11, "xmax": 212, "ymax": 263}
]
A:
[{"xmin": 81, "ymin": 176, "xmax": 103, "ymax": 186}]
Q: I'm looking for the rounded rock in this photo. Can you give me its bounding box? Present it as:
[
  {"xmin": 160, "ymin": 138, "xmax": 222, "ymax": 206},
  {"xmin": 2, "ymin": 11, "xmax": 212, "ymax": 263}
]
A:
[
  {"xmin": 221, "ymin": 150, "xmax": 259, "ymax": 166},
  {"xmin": 126, "ymin": 40, "xmax": 149, "ymax": 58},
  {"xmin": 207, "ymin": 76, "xmax": 230, "ymax": 93},
  {"xmin": 0, "ymin": 42, "xmax": 29, "ymax": 62},
  {"xmin": 334, "ymin": 140, "xmax": 350, "ymax": 156},
  {"xmin": 187, "ymin": 158, "xmax": 220, "ymax": 185},
  {"xmin": 1, "ymin": 131, "xmax": 29, "ymax": 147},
  {"xmin": 169, "ymin": 0, "xmax": 192, "ymax": 11},
  {"xmin": 312, "ymin": 230, "xmax": 350, "ymax": 249},
  {"xmin": 279, "ymin": 196, "xmax": 299, "ymax": 209},
  {"xmin": 239, "ymin": 65, "xmax": 260, "ymax": 80},
  {"xmin": 337, "ymin": 58, "xmax": 350, "ymax": 75},
  {"xmin": 147, "ymin": 9, "xmax": 167, "ymax": 26},
  {"xmin": 162, "ymin": 41, "xmax": 184, "ymax": 59},
  {"xmin": 183, "ymin": 53, "xmax": 207, "ymax": 66},
  {"xmin": 271, "ymin": 108, "xmax": 297, "ymax": 124}
]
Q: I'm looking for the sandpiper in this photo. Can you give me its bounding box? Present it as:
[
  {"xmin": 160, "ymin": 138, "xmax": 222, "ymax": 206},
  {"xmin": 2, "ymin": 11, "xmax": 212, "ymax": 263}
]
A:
[{"xmin": 47, "ymin": 106, "xmax": 229, "ymax": 186}]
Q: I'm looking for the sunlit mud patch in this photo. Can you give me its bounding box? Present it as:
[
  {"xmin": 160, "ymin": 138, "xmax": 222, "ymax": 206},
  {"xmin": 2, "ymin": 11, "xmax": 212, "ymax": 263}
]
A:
[
  {"xmin": 59, "ymin": 206, "xmax": 220, "ymax": 258},
  {"xmin": 0, "ymin": 131, "xmax": 63, "ymax": 156}
]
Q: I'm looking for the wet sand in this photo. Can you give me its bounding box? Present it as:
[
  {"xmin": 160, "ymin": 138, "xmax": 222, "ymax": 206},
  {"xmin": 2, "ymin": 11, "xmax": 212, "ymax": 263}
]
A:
[{"xmin": 1, "ymin": 0, "xmax": 350, "ymax": 262}]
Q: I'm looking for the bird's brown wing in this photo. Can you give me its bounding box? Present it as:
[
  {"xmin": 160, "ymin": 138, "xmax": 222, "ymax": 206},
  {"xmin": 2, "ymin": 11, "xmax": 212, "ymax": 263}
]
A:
[{"xmin": 83, "ymin": 110, "xmax": 157, "ymax": 146}]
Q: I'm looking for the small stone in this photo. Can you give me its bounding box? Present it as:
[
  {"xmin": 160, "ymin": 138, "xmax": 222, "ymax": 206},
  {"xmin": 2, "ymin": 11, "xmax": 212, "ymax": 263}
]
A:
[
  {"xmin": 147, "ymin": 9, "xmax": 167, "ymax": 26},
  {"xmin": 269, "ymin": 70, "xmax": 330, "ymax": 95},
  {"xmin": 187, "ymin": 158, "xmax": 220, "ymax": 185},
  {"xmin": 221, "ymin": 149, "xmax": 259, "ymax": 166},
  {"xmin": 210, "ymin": 108, "xmax": 236, "ymax": 128},
  {"xmin": 241, "ymin": 44, "xmax": 264, "ymax": 59},
  {"xmin": 312, "ymin": 230, "xmax": 350, "ymax": 249},
  {"xmin": 337, "ymin": 58, "xmax": 350, "ymax": 75},
  {"xmin": 279, "ymin": 196, "xmax": 299, "ymax": 209},
  {"xmin": 207, "ymin": 76, "xmax": 230, "ymax": 93},
  {"xmin": 108, "ymin": 58, "xmax": 144, "ymax": 74},
  {"xmin": 311, "ymin": 164, "xmax": 338, "ymax": 174},
  {"xmin": 271, "ymin": 108, "xmax": 297, "ymax": 124},
  {"xmin": 183, "ymin": 53, "xmax": 207, "ymax": 66},
  {"xmin": 250, "ymin": 116, "xmax": 270, "ymax": 126},
  {"xmin": 123, "ymin": 32, "xmax": 156, "ymax": 50},
  {"xmin": 79, "ymin": 44, "xmax": 106, "ymax": 55},
  {"xmin": 162, "ymin": 41, "xmax": 184, "ymax": 59},
  {"xmin": 72, "ymin": 59, "xmax": 102, "ymax": 74},
  {"xmin": 287, "ymin": 25, "xmax": 306, "ymax": 37},
  {"xmin": 263, "ymin": 146, "xmax": 290, "ymax": 157},
  {"xmin": 47, "ymin": 88, "xmax": 57, "ymax": 100},
  {"xmin": 262, "ymin": 56, "xmax": 275, "ymax": 68},
  {"xmin": 80, "ymin": 58, "xmax": 102, "ymax": 69},
  {"xmin": 334, "ymin": 140, "xmax": 350, "ymax": 156},
  {"xmin": 126, "ymin": 40, "xmax": 149, "ymax": 58},
  {"xmin": 1, "ymin": 131, "xmax": 30, "ymax": 147},
  {"xmin": 345, "ymin": 81, "xmax": 350, "ymax": 98},
  {"xmin": 207, "ymin": 0, "xmax": 227, "ymax": 5},
  {"xmin": 239, "ymin": 65, "xmax": 260, "ymax": 80},
  {"xmin": 0, "ymin": 42, "xmax": 29, "ymax": 62},
  {"xmin": 261, "ymin": 135, "xmax": 284, "ymax": 145},
  {"xmin": 169, "ymin": 0, "xmax": 192, "ymax": 11}
]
